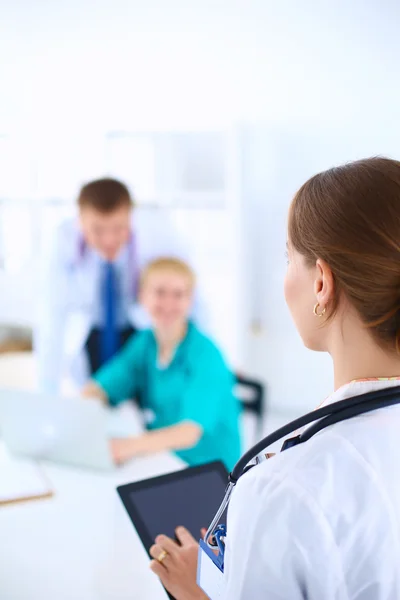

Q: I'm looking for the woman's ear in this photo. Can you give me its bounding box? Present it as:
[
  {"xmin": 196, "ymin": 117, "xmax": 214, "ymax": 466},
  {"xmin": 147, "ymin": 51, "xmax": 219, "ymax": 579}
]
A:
[{"xmin": 314, "ymin": 259, "xmax": 335, "ymax": 309}]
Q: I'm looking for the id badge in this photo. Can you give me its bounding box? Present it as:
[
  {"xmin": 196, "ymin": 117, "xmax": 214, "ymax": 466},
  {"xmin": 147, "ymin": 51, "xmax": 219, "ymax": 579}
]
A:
[{"xmin": 197, "ymin": 540, "xmax": 226, "ymax": 600}]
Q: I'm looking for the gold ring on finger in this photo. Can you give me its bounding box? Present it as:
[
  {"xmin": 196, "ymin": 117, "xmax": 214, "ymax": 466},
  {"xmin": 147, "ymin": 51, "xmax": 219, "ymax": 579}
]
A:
[{"xmin": 157, "ymin": 550, "xmax": 168, "ymax": 564}]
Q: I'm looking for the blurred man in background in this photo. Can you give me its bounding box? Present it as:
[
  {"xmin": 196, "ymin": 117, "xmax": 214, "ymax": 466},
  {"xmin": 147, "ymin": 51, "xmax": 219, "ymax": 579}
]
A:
[{"xmin": 35, "ymin": 178, "xmax": 205, "ymax": 394}]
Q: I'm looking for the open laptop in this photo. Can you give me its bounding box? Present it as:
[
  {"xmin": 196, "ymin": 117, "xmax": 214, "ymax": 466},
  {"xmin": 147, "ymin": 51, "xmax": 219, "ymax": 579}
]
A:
[{"xmin": 0, "ymin": 389, "xmax": 115, "ymax": 470}]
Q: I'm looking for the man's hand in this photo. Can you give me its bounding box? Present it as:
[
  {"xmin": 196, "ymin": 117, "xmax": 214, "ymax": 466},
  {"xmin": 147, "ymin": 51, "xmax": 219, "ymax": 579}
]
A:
[{"xmin": 149, "ymin": 526, "xmax": 208, "ymax": 600}]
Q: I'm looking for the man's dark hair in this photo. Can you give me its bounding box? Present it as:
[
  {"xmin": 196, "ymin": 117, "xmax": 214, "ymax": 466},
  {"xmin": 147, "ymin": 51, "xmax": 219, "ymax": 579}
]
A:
[{"xmin": 78, "ymin": 178, "xmax": 133, "ymax": 213}]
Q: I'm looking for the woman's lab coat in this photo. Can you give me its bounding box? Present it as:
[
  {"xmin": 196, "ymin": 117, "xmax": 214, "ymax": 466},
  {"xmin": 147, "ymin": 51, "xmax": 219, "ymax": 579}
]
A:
[
  {"xmin": 34, "ymin": 208, "xmax": 203, "ymax": 394},
  {"xmin": 222, "ymin": 377, "xmax": 400, "ymax": 599}
]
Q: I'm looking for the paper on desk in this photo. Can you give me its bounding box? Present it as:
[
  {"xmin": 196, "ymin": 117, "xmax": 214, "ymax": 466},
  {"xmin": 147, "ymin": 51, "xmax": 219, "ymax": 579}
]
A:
[{"xmin": 0, "ymin": 452, "xmax": 53, "ymax": 506}]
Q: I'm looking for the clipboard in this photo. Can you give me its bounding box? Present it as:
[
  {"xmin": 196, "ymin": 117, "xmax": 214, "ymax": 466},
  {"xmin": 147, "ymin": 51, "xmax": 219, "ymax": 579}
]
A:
[{"xmin": 0, "ymin": 453, "xmax": 54, "ymax": 507}]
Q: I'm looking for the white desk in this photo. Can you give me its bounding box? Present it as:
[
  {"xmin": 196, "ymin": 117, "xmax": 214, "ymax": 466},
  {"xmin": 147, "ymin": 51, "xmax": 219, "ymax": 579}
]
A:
[{"xmin": 0, "ymin": 449, "xmax": 184, "ymax": 600}]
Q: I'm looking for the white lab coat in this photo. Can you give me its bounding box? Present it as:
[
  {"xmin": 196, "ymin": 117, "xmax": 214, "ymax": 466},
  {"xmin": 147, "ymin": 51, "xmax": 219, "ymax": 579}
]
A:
[
  {"xmin": 223, "ymin": 378, "xmax": 400, "ymax": 600},
  {"xmin": 34, "ymin": 208, "xmax": 205, "ymax": 393}
]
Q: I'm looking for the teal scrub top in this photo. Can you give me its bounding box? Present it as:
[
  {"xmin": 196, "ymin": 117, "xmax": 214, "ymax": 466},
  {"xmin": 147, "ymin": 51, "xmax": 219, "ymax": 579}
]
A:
[{"xmin": 93, "ymin": 322, "xmax": 241, "ymax": 470}]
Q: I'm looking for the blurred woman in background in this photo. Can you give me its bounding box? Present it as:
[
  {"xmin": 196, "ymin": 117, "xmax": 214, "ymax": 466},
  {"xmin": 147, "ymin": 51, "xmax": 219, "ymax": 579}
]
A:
[{"xmin": 82, "ymin": 258, "xmax": 241, "ymax": 470}]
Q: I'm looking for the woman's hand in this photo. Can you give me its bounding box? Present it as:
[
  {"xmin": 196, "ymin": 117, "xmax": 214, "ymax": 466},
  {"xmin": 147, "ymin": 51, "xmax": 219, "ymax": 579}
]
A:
[
  {"xmin": 149, "ymin": 526, "xmax": 208, "ymax": 600},
  {"xmin": 81, "ymin": 381, "xmax": 108, "ymax": 403},
  {"xmin": 110, "ymin": 421, "xmax": 203, "ymax": 465},
  {"xmin": 110, "ymin": 422, "xmax": 202, "ymax": 465},
  {"xmin": 109, "ymin": 438, "xmax": 138, "ymax": 464}
]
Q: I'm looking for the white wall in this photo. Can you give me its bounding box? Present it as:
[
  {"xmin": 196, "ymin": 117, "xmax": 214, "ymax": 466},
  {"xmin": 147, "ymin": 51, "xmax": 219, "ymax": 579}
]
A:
[
  {"xmin": 1, "ymin": 0, "xmax": 400, "ymax": 412},
  {"xmin": 1, "ymin": 0, "xmax": 399, "ymax": 134}
]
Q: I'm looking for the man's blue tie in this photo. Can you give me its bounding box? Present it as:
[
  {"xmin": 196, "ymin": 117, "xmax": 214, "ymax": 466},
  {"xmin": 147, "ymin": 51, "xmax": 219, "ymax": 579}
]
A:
[{"xmin": 101, "ymin": 262, "xmax": 119, "ymax": 365}]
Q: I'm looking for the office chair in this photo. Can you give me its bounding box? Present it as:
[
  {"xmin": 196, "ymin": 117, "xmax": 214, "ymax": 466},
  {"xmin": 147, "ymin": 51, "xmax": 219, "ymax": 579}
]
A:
[{"xmin": 235, "ymin": 374, "xmax": 266, "ymax": 445}]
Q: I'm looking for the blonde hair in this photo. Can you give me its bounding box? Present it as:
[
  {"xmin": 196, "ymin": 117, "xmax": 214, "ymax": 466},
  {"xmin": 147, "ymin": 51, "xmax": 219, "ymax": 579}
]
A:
[{"xmin": 140, "ymin": 257, "xmax": 196, "ymax": 290}]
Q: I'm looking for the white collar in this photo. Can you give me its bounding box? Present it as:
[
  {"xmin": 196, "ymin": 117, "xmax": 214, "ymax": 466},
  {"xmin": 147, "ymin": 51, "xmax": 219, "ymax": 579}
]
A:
[{"xmin": 319, "ymin": 377, "xmax": 400, "ymax": 410}]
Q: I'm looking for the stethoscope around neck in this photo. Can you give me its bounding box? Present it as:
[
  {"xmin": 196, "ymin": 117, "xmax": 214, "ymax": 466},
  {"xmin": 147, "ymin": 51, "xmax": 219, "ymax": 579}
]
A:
[{"xmin": 204, "ymin": 384, "xmax": 400, "ymax": 558}]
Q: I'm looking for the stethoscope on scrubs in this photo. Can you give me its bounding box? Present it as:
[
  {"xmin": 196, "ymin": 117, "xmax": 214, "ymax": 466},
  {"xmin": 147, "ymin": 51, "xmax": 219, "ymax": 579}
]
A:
[{"xmin": 204, "ymin": 384, "xmax": 400, "ymax": 566}]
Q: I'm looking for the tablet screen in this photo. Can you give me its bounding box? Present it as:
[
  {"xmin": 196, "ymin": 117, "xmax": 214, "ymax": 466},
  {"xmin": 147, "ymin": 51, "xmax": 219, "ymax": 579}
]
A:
[{"xmin": 117, "ymin": 461, "xmax": 228, "ymax": 550}]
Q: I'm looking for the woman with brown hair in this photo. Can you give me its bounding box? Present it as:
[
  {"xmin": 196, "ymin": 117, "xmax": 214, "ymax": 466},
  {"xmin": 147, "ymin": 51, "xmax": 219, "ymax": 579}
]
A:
[{"xmin": 147, "ymin": 157, "xmax": 400, "ymax": 600}]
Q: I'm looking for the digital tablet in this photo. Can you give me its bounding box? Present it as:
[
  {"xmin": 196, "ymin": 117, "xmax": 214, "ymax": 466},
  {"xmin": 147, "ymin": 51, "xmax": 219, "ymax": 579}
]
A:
[{"xmin": 117, "ymin": 461, "xmax": 229, "ymax": 599}]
